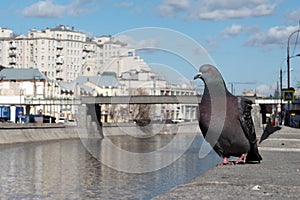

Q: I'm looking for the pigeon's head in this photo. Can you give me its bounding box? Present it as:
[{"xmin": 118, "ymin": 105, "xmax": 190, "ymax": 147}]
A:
[{"xmin": 194, "ymin": 64, "xmax": 224, "ymax": 85}]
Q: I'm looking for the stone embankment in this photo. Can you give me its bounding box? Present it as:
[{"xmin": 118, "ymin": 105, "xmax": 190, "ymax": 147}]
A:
[
  {"xmin": 155, "ymin": 126, "xmax": 300, "ymax": 200},
  {"xmin": 0, "ymin": 122, "xmax": 200, "ymax": 144},
  {"xmin": 0, "ymin": 124, "xmax": 79, "ymax": 145}
]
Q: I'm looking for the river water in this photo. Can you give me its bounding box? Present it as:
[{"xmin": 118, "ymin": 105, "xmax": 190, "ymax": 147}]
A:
[{"xmin": 0, "ymin": 134, "xmax": 220, "ymax": 199}]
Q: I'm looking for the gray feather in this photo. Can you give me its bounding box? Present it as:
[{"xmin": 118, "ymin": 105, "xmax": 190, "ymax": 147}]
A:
[{"xmin": 195, "ymin": 64, "xmax": 262, "ymax": 162}]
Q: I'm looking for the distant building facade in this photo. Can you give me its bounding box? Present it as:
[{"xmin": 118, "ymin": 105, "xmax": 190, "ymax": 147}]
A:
[
  {"xmin": 0, "ymin": 68, "xmax": 55, "ymax": 122},
  {"xmin": 0, "ymin": 25, "xmax": 147, "ymax": 82},
  {"xmin": 0, "ymin": 25, "xmax": 198, "ymax": 123}
]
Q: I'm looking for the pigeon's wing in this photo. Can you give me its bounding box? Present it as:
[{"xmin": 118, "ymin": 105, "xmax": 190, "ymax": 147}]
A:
[
  {"xmin": 237, "ymin": 97, "xmax": 256, "ymax": 144},
  {"xmin": 238, "ymin": 97, "xmax": 262, "ymax": 162}
]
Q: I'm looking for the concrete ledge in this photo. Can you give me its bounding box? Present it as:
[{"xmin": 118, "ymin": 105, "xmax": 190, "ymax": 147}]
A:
[
  {"xmin": 154, "ymin": 126, "xmax": 300, "ymax": 199},
  {"xmin": 0, "ymin": 122, "xmax": 201, "ymax": 144},
  {"xmin": 0, "ymin": 127, "xmax": 79, "ymax": 145},
  {"xmin": 0, "ymin": 123, "xmax": 65, "ymax": 129}
]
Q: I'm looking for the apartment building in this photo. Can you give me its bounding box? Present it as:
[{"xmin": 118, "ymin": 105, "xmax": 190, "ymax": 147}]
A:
[
  {"xmin": 0, "ymin": 25, "xmax": 85, "ymax": 81},
  {"xmin": 0, "ymin": 25, "xmax": 148, "ymax": 82},
  {"xmin": 0, "ymin": 25, "xmax": 198, "ymax": 122}
]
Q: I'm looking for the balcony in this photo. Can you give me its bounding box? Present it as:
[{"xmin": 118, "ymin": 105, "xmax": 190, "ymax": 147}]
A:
[
  {"xmin": 56, "ymin": 49, "xmax": 61, "ymax": 56},
  {"xmin": 8, "ymin": 50, "xmax": 17, "ymax": 56},
  {"xmin": 9, "ymin": 57, "xmax": 16, "ymax": 64},
  {"xmin": 56, "ymin": 72, "xmax": 63, "ymax": 81},
  {"xmin": 55, "ymin": 42, "xmax": 63, "ymax": 49},
  {"xmin": 9, "ymin": 41, "xmax": 16, "ymax": 49},
  {"xmin": 83, "ymin": 45, "xmax": 94, "ymax": 52},
  {"xmin": 55, "ymin": 57, "xmax": 64, "ymax": 64},
  {"xmin": 82, "ymin": 52, "xmax": 87, "ymax": 59},
  {"xmin": 55, "ymin": 66, "xmax": 63, "ymax": 72}
]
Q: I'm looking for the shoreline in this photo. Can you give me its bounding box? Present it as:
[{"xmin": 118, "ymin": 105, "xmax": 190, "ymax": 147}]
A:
[
  {"xmin": 0, "ymin": 126, "xmax": 79, "ymax": 145},
  {"xmin": 0, "ymin": 122, "xmax": 200, "ymax": 145},
  {"xmin": 0, "ymin": 123, "xmax": 65, "ymax": 129}
]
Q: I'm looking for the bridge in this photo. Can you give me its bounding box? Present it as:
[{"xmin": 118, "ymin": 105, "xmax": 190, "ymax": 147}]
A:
[
  {"xmin": 80, "ymin": 95, "xmax": 202, "ymax": 104},
  {"xmin": 0, "ymin": 95, "xmax": 286, "ymax": 138},
  {"xmin": 20, "ymin": 95, "xmax": 259, "ymax": 105},
  {"xmin": 19, "ymin": 95, "xmax": 202, "ymax": 105}
]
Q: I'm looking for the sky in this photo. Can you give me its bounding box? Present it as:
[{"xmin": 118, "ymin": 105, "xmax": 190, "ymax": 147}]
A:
[{"xmin": 1, "ymin": 0, "xmax": 300, "ymax": 96}]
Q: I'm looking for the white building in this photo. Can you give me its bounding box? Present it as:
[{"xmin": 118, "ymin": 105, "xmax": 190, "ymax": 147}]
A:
[
  {"xmin": 0, "ymin": 25, "xmax": 198, "ymax": 122},
  {"xmin": 0, "ymin": 26, "xmax": 150, "ymax": 83},
  {"xmin": 0, "ymin": 25, "xmax": 87, "ymax": 81}
]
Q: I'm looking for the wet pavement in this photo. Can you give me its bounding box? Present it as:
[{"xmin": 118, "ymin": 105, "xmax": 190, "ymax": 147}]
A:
[{"xmin": 155, "ymin": 126, "xmax": 300, "ymax": 200}]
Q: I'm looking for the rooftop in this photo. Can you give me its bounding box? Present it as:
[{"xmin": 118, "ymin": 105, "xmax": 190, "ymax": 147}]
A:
[
  {"xmin": 59, "ymin": 72, "xmax": 119, "ymax": 94},
  {"xmin": 0, "ymin": 68, "xmax": 50, "ymax": 81}
]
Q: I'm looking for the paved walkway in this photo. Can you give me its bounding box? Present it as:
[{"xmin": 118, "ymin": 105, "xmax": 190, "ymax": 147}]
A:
[{"xmin": 155, "ymin": 126, "xmax": 300, "ymax": 200}]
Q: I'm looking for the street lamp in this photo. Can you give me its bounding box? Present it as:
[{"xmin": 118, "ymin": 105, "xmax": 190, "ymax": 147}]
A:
[
  {"xmin": 287, "ymin": 29, "xmax": 300, "ymax": 89},
  {"xmin": 19, "ymin": 88, "xmax": 24, "ymax": 123},
  {"xmin": 286, "ymin": 29, "xmax": 300, "ymax": 126},
  {"xmin": 280, "ymin": 54, "xmax": 300, "ymax": 92}
]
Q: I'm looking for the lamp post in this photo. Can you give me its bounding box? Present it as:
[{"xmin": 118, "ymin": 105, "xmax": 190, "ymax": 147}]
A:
[
  {"xmin": 19, "ymin": 88, "xmax": 24, "ymax": 123},
  {"xmin": 287, "ymin": 30, "xmax": 300, "ymax": 89},
  {"xmin": 286, "ymin": 29, "xmax": 300, "ymax": 126},
  {"xmin": 49, "ymin": 81, "xmax": 53, "ymax": 124},
  {"xmin": 281, "ymin": 54, "xmax": 300, "ymax": 90}
]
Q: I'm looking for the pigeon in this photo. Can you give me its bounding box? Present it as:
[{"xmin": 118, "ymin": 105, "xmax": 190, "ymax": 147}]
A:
[
  {"xmin": 194, "ymin": 64, "xmax": 262, "ymax": 165},
  {"xmin": 259, "ymin": 124, "xmax": 281, "ymax": 144}
]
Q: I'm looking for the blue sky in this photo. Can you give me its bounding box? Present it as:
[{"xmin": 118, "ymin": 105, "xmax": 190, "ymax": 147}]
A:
[{"xmin": 1, "ymin": 0, "xmax": 300, "ymax": 95}]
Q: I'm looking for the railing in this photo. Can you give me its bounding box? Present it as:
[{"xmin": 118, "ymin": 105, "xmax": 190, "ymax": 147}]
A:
[
  {"xmin": 0, "ymin": 95, "xmax": 284, "ymax": 106},
  {"xmin": 23, "ymin": 98, "xmax": 80, "ymax": 105},
  {"xmin": 81, "ymin": 95, "xmax": 202, "ymax": 104},
  {"xmin": 19, "ymin": 95, "xmax": 202, "ymax": 105}
]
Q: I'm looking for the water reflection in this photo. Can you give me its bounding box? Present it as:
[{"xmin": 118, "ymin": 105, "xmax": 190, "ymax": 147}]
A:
[{"xmin": 0, "ymin": 135, "xmax": 220, "ymax": 199}]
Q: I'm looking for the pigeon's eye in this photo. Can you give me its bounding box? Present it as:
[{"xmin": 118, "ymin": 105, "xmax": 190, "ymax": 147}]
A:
[{"xmin": 207, "ymin": 68, "xmax": 211, "ymax": 73}]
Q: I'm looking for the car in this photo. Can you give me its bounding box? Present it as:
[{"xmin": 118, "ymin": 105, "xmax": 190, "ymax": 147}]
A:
[
  {"xmin": 172, "ymin": 118, "xmax": 185, "ymax": 123},
  {"xmin": 67, "ymin": 119, "xmax": 77, "ymax": 126},
  {"xmin": 58, "ymin": 117, "xmax": 67, "ymax": 123}
]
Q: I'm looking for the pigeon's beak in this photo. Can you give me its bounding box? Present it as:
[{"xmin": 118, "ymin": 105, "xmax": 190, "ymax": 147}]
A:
[{"xmin": 194, "ymin": 72, "xmax": 202, "ymax": 80}]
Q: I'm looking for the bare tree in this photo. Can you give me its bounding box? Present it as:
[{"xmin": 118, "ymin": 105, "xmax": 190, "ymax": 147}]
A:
[{"xmin": 131, "ymin": 88, "xmax": 151, "ymax": 126}]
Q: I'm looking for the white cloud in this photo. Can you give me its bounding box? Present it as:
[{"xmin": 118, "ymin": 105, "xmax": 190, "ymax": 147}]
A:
[
  {"xmin": 221, "ymin": 24, "xmax": 243, "ymax": 38},
  {"xmin": 256, "ymin": 84, "xmax": 277, "ymax": 97},
  {"xmin": 114, "ymin": 35, "xmax": 159, "ymax": 50},
  {"xmin": 191, "ymin": 0, "xmax": 276, "ymax": 20},
  {"xmin": 287, "ymin": 8, "xmax": 300, "ymax": 22},
  {"xmin": 221, "ymin": 24, "xmax": 260, "ymax": 39},
  {"xmin": 156, "ymin": 0, "xmax": 277, "ymax": 20},
  {"xmin": 22, "ymin": 0, "xmax": 96, "ymax": 18},
  {"xmin": 157, "ymin": 0, "xmax": 190, "ymax": 17},
  {"xmin": 245, "ymin": 25, "xmax": 299, "ymax": 47},
  {"xmin": 22, "ymin": 0, "xmax": 65, "ymax": 18}
]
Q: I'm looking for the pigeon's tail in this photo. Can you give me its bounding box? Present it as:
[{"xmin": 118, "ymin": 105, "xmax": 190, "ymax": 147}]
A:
[
  {"xmin": 246, "ymin": 141, "xmax": 262, "ymax": 163},
  {"xmin": 259, "ymin": 125, "xmax": 281, "ymax": 144}
]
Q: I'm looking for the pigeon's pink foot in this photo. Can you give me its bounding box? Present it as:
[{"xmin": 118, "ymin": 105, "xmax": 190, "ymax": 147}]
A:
[
  {"xmin": 217, "ymin": 157, "xmax": 234, "ymax": 166},
  {"xmin": 235, "ymin": 154, "xmax": 247, "ymax": 164}
]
